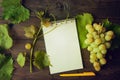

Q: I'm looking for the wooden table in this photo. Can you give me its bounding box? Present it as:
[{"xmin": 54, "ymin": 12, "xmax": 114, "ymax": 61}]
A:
[{"xmin": 0, "ymin": 0, "xmax": 120, "ymax": 80}]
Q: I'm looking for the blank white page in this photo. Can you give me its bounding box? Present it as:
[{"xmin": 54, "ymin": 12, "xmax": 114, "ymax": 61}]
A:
[{"xmin": 42, "ymin": 19, "xmax": 83, "ymax": 74}]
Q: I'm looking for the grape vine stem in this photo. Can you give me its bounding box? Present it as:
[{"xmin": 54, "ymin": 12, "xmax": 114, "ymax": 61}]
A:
[{"xmin": 30, "ymin": 25, "xmax": 42, "ymax": 73}]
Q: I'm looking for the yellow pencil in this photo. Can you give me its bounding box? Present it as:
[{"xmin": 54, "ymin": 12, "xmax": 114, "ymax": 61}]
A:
[{"xmin": 60, "ymin": 72, "xmax": 95, "ymax": 77}]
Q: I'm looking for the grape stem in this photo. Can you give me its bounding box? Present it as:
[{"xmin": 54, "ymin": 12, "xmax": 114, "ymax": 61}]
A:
[{"xmin": 30, "ymin": 25, "xmax": 42, "ymax": 73}]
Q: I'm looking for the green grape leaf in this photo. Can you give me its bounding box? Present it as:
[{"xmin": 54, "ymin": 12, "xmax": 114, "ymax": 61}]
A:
[
  {"xmin": 76, "ymin": 13, "xmax": 94, "ymax": 48},
  {"xmin": 16, "ymin": 52, "xmax": 26, "ymax": 67},
  {"xmin": 0, "ymin": 24, "xmax": 13, "ymax": 49},
  {"xmin": 1, "ymin": 0, "xmax": 30, "ymax": 24},
  {"xmin": 1, "ymin": 0, "xmax": 21, "ymax": 7},
  {"xmin": 102, "ymin": 19, "xmax": 120, "ymax": 50},
  {"xmin": 24, "ymin": 25, "xmax": 37, "ymax": 38},
  {"xmin": 33, "ymin": 51, "xmax": 51, "ymax": 69},
  {"xmin": 0, "ymin": 54, "xmax": 14, "ymax": 80}
]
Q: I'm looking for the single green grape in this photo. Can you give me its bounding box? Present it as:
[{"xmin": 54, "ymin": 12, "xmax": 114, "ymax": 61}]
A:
[
  {"xmin": 85, "ymin": 38, "xmax": 93, "ymax": 44},
  {"xmin": 106, "ymin": 30, "xmax": 114, "ymax": 36},
  {"xmin": 101, "ymin": 49, "xmax": 107, "ymax": 54},
  {"xmin": 88, "ymin": 27, "xmax": 94, "ymax": 33},
  {"xmin": 95, "ymin": 38, "xmax": 102, "ymax": 45},
  {"xmin": 90, "ymin": 58, "xmax": 96, "ymax": 63},
  {"xmin": 101, "ymin": 37, "xmax": 105, "ymax": 43},
  {"xmin": 100, "ymin": 33, "xmax": 105, "ymax": 38},
  {"xmin": 86, "ymin": 33, "xmax": 93, "ymax": 38},
  {"xmin": 99, "ymin": 44, "xmax": 106, "ymax": 51},
  {"xmin": 93, "ymin": 47, "xmax": 100, "ymax": 53},
  {"xmin": 105, "ymin": 35, "xmax": 112, "ymax": 41},
  {"xmin": 84, "ymin": 39, "xmax": 89, "ymax": 44},
  {"xmin": 93, "ymin": 23, "xmax": 98, "ymax": 28},
  {"xmin": 90, "ymin": 51, "xmax": 96, "ymax": 54},
  {"xmin": 90, "ymin": 53, "xmax": 97, "ymax": 60},
  {"xmin": 25, "ymin": 43, "xmax": 31, "ymax": 50},
  {"xmin": 105, "ymin": 42, "xmax": 111, "ymax": 49},
  {"xmin": 93, "ymin": 35, "xmax": 100, "ymax": 39},
  {"xmin": 86, "ymin": 24, "xmax": 93, "ymax": 30},
  {"xmin": 94, "ymin": 64, "xmax": 101, "ymax": 71},
  {"xmin": 100, "ymin": 58, "xmax": 107, "ymax": 65},
  {"xmin": 92, "ymin": 31, "xmax": 97, "ymax": 37},
  {"xmin": 93, "ymin": 61, "xmax": 100, "ymax": 67},
  {"xmin": 91, "ymin": 42, "xmax": 98, "ymax": 48},
  {"xmin": 88, "ymin": 38, "xmax": 94, "ymax": 44},
  {"xmin": 96, "ymin": 52, "xmax": 103, "ymax": 59},
  {"xmin": 94, "ymin": 24, "xmax": 102, "ymax": 31},
  {"xmin": 87, "ymin": 46, "xmax": 93, "ymax": 51}
]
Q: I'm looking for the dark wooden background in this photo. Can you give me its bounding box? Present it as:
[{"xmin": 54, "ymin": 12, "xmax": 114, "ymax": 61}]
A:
[{"xmin": 0, "ymin": 0, "xmax": 120, "ymax": 80}]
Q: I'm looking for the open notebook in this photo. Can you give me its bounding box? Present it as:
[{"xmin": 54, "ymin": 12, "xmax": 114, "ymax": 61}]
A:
[{"xmin": 42, "ymin": 19, "xmax": 83, "ymax": 74}]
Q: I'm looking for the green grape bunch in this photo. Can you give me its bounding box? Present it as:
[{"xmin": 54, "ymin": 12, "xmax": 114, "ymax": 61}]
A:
[{"xmin": 85, "ymin": 23, "xmax": 114, "ymax": 71}]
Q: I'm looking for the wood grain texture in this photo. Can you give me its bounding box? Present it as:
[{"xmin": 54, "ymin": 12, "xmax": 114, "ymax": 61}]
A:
[{"xmin": 0, "ymin": 0, "xmax": 120, "ymax": 80}]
